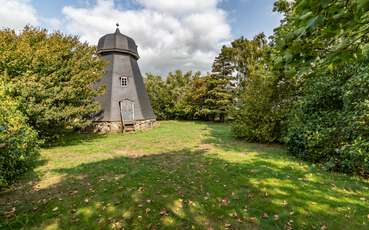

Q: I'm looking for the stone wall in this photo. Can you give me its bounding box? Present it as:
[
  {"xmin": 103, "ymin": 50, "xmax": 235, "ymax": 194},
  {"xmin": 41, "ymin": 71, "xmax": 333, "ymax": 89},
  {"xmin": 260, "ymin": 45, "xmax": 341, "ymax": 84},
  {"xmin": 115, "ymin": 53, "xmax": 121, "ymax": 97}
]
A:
[
  {"xmin": 88, "ymin": 119, "xmax": 157, "ymax": 134},
  {"xmin": 134, "ymin": 119, "xmax": 157, "ymax": 131}
]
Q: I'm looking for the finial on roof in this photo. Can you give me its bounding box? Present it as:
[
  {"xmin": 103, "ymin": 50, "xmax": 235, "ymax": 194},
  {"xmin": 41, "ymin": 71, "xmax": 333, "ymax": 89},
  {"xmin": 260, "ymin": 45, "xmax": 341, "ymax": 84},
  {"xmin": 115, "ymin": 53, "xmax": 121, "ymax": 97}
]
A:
[{"xmin": 115, "ymin": 22, "xmax": 120, "ymax": 33}]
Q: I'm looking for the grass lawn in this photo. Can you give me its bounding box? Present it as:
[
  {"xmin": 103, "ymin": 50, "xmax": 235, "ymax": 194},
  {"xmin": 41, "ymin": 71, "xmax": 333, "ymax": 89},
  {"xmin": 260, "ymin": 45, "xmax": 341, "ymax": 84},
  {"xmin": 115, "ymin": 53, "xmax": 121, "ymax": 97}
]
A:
[{"xmin": 1, "ymin": 121, "xmax": 369, "ymax": 229}]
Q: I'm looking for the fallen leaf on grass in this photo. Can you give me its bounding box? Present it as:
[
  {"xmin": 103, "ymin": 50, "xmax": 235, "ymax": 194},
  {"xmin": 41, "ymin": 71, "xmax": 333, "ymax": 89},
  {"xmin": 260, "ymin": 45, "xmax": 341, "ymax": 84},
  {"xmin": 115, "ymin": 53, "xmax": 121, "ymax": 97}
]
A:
[
  {"xmin": 248, "ymin": 217, "xmax": 257, "ymax": 223},
  {"xmin": 282, "ymin": 200, "xmax": 288, "ymax": 206},
  {"xmin": 229, "ymin": 211, "xmax": 237, "ymax": 217},
  {"xmin": 4, "ymin": 207, "xmax": 16, "ymax": 218},
  {"xmin": 111, "ymin": 221, "xmax": 123, "ymax": 229},
  {"xmin": 221, "ymin": 198, "xmax": 229, "ymax": 205},
  {"xmin": 189, "ymin": 200, "xmax": 195, "ymax": 206},
  {"xmin": 262, "ymin": 213, "xmax": 269, "ymax": 219},
  {"xmin": 160, "ymin": 209, "xmax": 168, "ymax": 216},
  {"xmin": 273, "ymin": 214, "xmax": 280, "ymax": 220},
  {"xmin": 285, "ymin": 220, "xmax": 294, "ymax": 230}
]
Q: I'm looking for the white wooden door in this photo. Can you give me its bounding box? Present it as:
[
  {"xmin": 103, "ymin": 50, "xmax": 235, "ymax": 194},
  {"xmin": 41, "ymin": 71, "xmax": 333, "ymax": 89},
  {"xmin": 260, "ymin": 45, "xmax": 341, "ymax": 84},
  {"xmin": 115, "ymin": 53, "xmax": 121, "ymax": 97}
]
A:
[{"xmin": 120, "ymin": 99, "xmax": 135, "ymax": 122}]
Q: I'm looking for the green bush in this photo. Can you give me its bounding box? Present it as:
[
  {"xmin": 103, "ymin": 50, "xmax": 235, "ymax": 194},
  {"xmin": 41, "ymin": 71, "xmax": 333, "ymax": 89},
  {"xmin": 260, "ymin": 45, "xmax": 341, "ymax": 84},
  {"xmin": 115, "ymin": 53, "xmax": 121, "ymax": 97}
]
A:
[
  {"xmin": 0, "ymin": 81, "xmax": 39, "ymax": 188},
  {"xmin": 286, "ymin": 61, "xmax": 369, "ymax": 176},
  {"xmin": 0, "ymin": 27, "xmax": 105, "ymax": 141},
  {"xmin": 231, "ymin": 74, "xmax": 281, "ymax": 143}
]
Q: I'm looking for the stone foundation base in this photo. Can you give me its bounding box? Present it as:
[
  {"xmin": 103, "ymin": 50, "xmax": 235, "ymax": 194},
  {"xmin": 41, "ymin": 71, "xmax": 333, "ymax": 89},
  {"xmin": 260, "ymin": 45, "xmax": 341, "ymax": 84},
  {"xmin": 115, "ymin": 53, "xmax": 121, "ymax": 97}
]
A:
[
  {"xmin": 133, "ymin": 119, "xmax": 158, "ymax": 131},
  {"xmin": 88, "ymin": 119, "xmax": 157, "ymax": 134}
]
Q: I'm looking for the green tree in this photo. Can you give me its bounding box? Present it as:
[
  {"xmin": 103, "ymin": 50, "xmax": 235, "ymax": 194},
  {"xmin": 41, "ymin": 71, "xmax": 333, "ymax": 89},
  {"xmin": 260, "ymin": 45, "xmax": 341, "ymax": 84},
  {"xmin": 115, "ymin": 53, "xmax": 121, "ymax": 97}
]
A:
[
  {"xmin": 227, "ymin": 34, "xmax": 283, "ymax": 142},
  {"xmin": 165, "ymin": 70, "xmax": 195, "ymax": 119},
  {"xmin": 286, "ymin": 58, "xmax": 369, "ymax": 175},
  {"xmin": 145, "ymin": 70, "xmax": 201, "ymax": 120},
  {"xmin": 200, "ymin": 49, "xmax": 234, "ymax": 121},
  {"xmin": 228, "ymin": 34, "xmax": 268, "ymax": 92},
  {"xmin": 0, "ymin": 27, "xmax": 105, "ymax": 140},
  {"xmin": 183, "ymin": 74, "xmax": 208, "ymax": 120},
  {"xmin": 0, "ymin": 79, "xmax": 39, "ymax": 188},
  {"xmin": 272, "ymin": 0, "xmax": 369, "ymax": 175},
  {"xmin": 144, "ymin": 73, "xmax": 171, "ymax": 120}
]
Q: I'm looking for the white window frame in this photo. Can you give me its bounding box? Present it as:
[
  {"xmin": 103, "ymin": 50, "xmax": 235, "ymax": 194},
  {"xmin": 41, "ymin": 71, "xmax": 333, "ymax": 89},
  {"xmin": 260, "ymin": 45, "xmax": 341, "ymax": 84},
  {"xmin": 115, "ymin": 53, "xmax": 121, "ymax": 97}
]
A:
[{"xmin": 120, "ymin": 76, "xmax": 128, "ymax": 87}]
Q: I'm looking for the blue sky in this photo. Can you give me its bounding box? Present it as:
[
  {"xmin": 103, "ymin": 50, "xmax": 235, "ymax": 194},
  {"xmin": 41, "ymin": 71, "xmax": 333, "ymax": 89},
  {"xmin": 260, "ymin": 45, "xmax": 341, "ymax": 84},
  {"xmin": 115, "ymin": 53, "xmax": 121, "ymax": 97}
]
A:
[
  {"xmin": 31, "ymin": 0, "xmax": 281, "ymax": 39},
  {"xmin": 1, "ymin": 0, "xmax": 282, "ymax": 74},
  {"xmin": 220, "ymin": 0, "xmax": 282, "ymax": 38}
]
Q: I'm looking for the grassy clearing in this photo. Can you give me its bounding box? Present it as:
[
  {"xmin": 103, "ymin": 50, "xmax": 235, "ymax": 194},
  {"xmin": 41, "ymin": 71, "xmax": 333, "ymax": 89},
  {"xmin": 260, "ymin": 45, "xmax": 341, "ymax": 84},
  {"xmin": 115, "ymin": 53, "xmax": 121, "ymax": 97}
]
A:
[{"xmin": 1, "ymin": 121, "xmax": 368, "ymax": 229}]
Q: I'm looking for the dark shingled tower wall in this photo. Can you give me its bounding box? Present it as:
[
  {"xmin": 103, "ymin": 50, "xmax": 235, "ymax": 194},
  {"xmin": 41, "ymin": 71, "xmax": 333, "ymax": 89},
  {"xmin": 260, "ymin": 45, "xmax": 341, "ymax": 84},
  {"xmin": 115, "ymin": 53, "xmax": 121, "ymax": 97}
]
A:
[{"xmin": 93, "ymin": 26, "xmax": 156, "ymax": 133}]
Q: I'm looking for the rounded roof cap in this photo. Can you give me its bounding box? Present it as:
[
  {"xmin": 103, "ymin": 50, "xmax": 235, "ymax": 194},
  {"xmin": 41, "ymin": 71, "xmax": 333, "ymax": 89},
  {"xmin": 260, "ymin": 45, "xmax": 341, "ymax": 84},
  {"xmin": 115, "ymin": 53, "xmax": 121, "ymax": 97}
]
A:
[{"xmin": 97, "ymin": 26, "xmax": 139, "ymax": 59}]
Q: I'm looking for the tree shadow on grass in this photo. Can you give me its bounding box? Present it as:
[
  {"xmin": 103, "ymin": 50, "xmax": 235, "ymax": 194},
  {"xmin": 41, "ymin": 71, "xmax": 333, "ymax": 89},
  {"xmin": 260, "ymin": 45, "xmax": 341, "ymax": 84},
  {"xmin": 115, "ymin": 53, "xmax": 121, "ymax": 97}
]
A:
[
  {"xmin": 44, "ymin": 131, "xmax": 109, "ymax": 148},
  {"xmin": 1, "ymin": 146, "xmax": 368, "ymax": 229},
  {"xmin": 202, "ymin": 122, "xmax": 369, "ymax": 228},
  {"xmin": 1, "ymin": 132, "xmax": 107, "ymax": 196},
  {"xmin": 202, "ymin": 122, "xmax": 284, "ymax": 153}
]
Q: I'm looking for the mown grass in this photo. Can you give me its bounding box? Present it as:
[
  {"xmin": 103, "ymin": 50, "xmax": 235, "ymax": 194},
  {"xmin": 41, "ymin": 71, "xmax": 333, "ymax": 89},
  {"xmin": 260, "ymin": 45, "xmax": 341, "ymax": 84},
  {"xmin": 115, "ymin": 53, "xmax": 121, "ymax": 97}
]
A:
[{"xmin": 1, "ymin": 121, "xmax": 368, "ymax": 229}]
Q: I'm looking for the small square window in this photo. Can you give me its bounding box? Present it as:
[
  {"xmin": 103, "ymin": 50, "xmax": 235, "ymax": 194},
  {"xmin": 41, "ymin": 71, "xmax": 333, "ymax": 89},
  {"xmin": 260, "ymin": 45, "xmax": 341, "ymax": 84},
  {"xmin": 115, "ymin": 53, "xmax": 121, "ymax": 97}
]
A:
[{"xmin": 120, "ymin": 76, "xmax": 128, "ymax": 87}]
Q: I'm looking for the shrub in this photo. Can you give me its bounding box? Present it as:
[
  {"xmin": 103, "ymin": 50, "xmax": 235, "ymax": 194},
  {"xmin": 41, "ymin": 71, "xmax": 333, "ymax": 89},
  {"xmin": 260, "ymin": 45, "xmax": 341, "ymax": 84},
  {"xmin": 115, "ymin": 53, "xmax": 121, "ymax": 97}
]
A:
[
  {"xmin": 231, "ymin": 74, "xmax": 282, "ymax": 143},
  {"xmin": 286, "ymin": 61, "xmax": 369, "ymax": 176},
  {"xmin": 0, "ymin": 27, "xmax": 105, "ymax": 141},
  {"xmin": 0, "ymin": 81, "xmax": 39, "ymax": 188}
]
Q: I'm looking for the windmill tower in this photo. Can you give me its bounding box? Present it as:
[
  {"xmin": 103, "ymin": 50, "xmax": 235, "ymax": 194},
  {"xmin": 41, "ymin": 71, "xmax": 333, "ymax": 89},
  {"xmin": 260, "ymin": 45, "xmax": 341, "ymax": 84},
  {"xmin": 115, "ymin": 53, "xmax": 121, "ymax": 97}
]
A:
[{"xmin": 93, "ymin": 24, "xmax": 156, "ymax": 133}]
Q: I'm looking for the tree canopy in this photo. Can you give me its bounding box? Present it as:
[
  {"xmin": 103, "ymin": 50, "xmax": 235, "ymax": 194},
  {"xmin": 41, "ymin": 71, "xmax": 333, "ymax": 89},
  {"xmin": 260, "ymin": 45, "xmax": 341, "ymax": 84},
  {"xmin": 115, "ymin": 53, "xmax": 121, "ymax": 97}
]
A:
[{"xmin": 0, "ymin": 27, "xmax": 105, "ymax": 140}]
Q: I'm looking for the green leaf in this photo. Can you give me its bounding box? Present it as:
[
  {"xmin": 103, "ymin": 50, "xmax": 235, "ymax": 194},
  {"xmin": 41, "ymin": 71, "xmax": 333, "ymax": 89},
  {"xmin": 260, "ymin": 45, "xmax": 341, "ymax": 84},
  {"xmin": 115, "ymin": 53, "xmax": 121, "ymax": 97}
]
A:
[
  {"xmin": 299, "ymin": 11, "xmax": 313, "ymax": 20},
  {"xmin": 356, "ymin": 0, "xmax": 369, "ymax": 10},
  {"xmin": 306, "ymin": 16, "xmax": 319, "ymax": 29}
]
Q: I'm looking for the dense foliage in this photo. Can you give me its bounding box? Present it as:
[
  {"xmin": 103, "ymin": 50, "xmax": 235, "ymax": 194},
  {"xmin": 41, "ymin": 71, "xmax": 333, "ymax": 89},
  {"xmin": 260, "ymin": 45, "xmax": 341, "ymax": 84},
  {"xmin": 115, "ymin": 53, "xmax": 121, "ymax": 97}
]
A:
[
  {"xmin": 145, "ymin": 70, "xmax": 198, "ymax": 120},
  {"xmin": 228, "ymin": 35, "xmax": 285, "ymax": 142},
  {"xmin": 286, "ymin": 59, "xmax": 369, "ymax": 175},
  {"xmin": 0, "ymin": 27, "xmax": 105, "ymax": 186},
  {"xmin": 0, "ymin": 27, "xmax": 105, "ymax": 140},
  {"xmin": 145, "ymin": 69, "xmax": 233, "ymax": 121},
  {"xmin": 0, "ymin": 80, "xmax": 39, "ymax": 188},
  {"xmin": 271, "ymin": 0, "xmax": 369, "ymax": 176},
  {"xmin": 203, "ymin": 51, "xmax": 234, "ymax": 121}
]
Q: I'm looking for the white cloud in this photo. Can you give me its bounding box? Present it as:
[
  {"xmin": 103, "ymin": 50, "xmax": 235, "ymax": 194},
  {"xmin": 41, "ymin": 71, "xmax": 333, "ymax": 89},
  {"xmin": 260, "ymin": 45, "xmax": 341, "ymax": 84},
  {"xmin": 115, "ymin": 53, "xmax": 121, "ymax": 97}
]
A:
[
  {"xmin": 41, "ymin": 17, "xmax": 63, "ymax": 32},
  {"xmin": 136, "ymin": 0, "xmax": 218, "ymax": 15},
  {"xmin": 62, "ymin": 0, "xmax": 231, "ymax": 75},
  {"xmin": 0, "ymin": 0, "xmax": 38, "ymax": 30}
]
